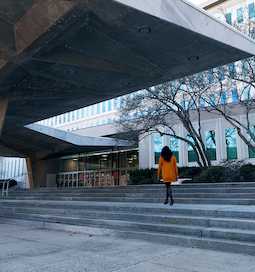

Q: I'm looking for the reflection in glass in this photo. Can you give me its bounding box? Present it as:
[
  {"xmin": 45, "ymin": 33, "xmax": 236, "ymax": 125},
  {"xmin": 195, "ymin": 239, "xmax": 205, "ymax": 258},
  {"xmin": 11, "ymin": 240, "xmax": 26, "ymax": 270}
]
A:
[
  {"xmin": 169, "ymin": 137, "xmax": 179, "ymax": 162},
  {"xmin": 205, "ymin": 130, "xmax": 217, "ymax": 161},
  {"xmin": 187, "ymin": 135, "xmax": 198, "ymax": 163},
  {"xmin": 225, "ymin": 128, "xmax": 237, "ymax": 160},
  {"xmin": 154, "ymin": 133, "xmax": 163, "ymax": 164},
  {"xmin": 249, "ymin": 126, "xmax": 255, "ymax": 158}
]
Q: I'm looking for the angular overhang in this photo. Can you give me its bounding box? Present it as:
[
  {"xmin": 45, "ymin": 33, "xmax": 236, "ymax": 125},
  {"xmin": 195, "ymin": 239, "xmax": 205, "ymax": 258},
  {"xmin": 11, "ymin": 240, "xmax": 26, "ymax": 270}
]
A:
[{"xmin": 0, "ymin": 0, "xmax": 254, "ymax": 158}]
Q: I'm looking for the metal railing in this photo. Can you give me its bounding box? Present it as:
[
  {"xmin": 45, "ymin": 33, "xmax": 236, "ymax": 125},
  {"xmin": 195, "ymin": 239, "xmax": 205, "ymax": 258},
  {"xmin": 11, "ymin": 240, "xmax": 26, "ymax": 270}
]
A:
[
  {"xmin": 1, "ymin": 179, "xmax": 10, "ymax": 198},
  {"xmin": 1, "ymin": 173, "xmax": 29, "ymax": 198},
  {"xmin": 56, "ymin": 168, "xmax": 133, "ymax": 188}
]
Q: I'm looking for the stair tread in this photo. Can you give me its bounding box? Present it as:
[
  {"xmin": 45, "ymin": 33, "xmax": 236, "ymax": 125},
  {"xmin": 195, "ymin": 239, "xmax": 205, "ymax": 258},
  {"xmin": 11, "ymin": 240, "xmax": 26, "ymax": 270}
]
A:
[
  {"xmin": 1, "ymin": 199, "xmax": 255, "ymax": 211},
  {"xmin": 8, "ymin": 212, "xmax": 255, "ymax": 235},
  {"xmin": 3, "ymin": 205, "xmax": 255, "ymax": 223}
]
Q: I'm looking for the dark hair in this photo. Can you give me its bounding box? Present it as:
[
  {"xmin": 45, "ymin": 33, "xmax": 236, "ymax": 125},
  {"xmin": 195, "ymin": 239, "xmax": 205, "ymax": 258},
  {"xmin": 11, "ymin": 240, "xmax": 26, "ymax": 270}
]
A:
[{"xmin": 161, "ymin": 146, "xmax": 173, "ymax": 162}]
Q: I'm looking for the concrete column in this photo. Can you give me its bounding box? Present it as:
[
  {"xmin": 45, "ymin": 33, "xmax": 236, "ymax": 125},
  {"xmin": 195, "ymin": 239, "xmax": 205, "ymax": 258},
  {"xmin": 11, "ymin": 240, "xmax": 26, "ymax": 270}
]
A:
[
  {"xmin": 216, "ymin": 118, "xmax": 226, "ymax": 162},
  {"xmin": 180, "ymin": 125, "xmax": 188, "ymax": 167},
  {"xmin": 26, "ymin": 157, "xmax": 60, "ymax": 189},
  {"xmin": 138, "ymin": 133, "xmax": 151, "ymax": 169},
  {"xmin": 26, "ymin": 158, "xmax": 34, "ymax": 190},
  {"xmin": 0, "ymin": 98, "xmax": 8, "ymax": 136}
]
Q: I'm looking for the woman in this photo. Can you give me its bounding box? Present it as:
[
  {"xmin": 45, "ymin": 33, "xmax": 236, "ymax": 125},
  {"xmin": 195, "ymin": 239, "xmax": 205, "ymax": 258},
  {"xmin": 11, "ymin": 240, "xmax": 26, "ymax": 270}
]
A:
[{"xmin": 157, "ymin": 146, "xmax": 178, "ymax": 205}]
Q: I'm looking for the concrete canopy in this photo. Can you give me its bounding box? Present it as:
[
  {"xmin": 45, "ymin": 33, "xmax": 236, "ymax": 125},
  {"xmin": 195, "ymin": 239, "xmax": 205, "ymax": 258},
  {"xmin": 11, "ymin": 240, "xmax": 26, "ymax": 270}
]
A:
[{"xmin": 0, "ymin": 0, "xmax": 255, "ymax": 159}]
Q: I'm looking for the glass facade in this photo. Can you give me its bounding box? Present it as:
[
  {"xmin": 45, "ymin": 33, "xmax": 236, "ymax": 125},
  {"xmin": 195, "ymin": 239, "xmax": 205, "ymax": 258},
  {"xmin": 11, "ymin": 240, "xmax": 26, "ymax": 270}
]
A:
[
  {"xmin": 232, "ymin": 88, "xmax": 239, "ymax": 103},
  {"xmin": 154, "ymin": 133, "xmax": 163, "ymax": 164},
  {"xmin": 249, "ymin": 126, "xmax": 255, "ymax": 158},
  {"xmin": 225, "ymin": 128, "xmax": 238, "ymax": 160},
  {"xmin": 220, "ymin": 91, "xmax": 227, "ymax": 105},
  {"xmin": 169, "ymin": 137, "xmax": 179, "ymax": 163},
  {"xmin": 205, "ymin": 130, "xmax": 217, "ymax": 161},
  {"xmin": 187, "ymin": 135, "xmax": 198, "ymax": 163},
  {"xmin": 237, "ymin": 7, "xmax": 244, "ymax": 23},
  {"xmin": 225, "ymin": 12, "xmax": 232, "ymax": 25},
  {"xmin": 249, "ymin": 2, "xmax": 255, "ymax": 19}
]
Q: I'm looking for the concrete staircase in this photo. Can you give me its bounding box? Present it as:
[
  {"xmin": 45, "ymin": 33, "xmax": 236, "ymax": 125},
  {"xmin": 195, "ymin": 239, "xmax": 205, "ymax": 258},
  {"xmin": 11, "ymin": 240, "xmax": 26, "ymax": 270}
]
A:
[{"xmin": 1, "ymin": 183, "xmax": 255, "ymax": 255}]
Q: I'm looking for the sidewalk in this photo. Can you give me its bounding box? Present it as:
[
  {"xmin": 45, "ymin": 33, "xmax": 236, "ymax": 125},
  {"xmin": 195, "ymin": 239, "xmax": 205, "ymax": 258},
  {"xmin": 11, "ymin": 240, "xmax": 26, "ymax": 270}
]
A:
[{"xmin": 0, "ymin": 221, "xmax": 254, "ymax": 272}]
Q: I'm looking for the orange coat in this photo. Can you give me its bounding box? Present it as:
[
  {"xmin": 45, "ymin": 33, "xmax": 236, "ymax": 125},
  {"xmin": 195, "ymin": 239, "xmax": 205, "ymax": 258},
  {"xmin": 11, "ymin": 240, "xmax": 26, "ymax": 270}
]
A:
[{"xmin": 157, "ymin": 155, "xmax": 178, "ymax": 183}]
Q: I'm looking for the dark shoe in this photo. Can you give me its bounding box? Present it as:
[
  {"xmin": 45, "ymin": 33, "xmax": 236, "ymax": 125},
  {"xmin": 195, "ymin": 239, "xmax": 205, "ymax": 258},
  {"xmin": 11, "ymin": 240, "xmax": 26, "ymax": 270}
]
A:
[
  {"xmin": 164, "ymin": 199, "xmax": 169, "ymax": 205},
  {"xmin": 170, "ymin": 199, "xmax": 174, "ymax": 206}
]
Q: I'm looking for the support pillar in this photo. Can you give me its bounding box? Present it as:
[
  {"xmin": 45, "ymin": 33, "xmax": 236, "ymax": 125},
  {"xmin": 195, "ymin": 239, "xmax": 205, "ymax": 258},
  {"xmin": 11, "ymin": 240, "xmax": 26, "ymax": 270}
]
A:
[
  {"xmin": 26, "ymin": 158, "xmax": 34, "ymax": 190},
  {"xmin": 0, "ymin": 98, "xmax": 8, "ymax": 136},
  {"xmin": 26, "ymin": 157, "xmax": 60, "ymax": 189}
]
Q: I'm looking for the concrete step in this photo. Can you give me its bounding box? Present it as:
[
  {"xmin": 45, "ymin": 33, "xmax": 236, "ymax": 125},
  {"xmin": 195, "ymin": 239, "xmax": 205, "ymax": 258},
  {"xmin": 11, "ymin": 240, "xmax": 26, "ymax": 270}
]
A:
[
  {"xmin": 2, "ymin": 205, "xmax": 255, "ymax": 231},
  {"xmin": 7, "ymin": 192, "xmax": 255, "ymax": 199},
  {"xmin": 1, "ymin": 200, "xmax": 255, "ymax": 219},
  {"xmin": 4, "ymin": 182, "xmax": 255, "ymax": 256},
  {"xmin": 2, "ymin": 211, "xmax": 255, "ymax": 244},
  {"xmin": 5, "ymin": 196, "xmax": 255, "ymax": 205},
  {"xmin": 33, "ymin": 182, "xmax": 255, "ymax": 191}
]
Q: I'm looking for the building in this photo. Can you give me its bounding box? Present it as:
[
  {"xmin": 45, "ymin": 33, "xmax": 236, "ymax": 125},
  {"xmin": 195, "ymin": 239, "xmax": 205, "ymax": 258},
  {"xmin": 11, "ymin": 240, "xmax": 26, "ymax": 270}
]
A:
[{"xmin": 0, "ymin": 0, "xmax": 254, "ymax": 188}]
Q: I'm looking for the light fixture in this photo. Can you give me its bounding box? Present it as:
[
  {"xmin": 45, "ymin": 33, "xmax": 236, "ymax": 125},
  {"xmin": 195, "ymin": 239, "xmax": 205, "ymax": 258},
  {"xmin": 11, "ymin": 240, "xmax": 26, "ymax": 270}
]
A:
[
  {"xmin": 137, "ymin": 25, "xmax": 151, "ymax": 33},
  {"xmin": 187, "ymin": 56, "xmax": 200, "ymax": 62}
]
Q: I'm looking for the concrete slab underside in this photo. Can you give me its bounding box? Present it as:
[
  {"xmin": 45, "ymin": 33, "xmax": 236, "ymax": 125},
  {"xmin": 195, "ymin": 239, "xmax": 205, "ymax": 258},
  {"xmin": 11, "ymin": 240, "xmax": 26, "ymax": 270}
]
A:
[
  {"xmin": 0, "ymin": 221, "xmax": 254, "ymax": 272},
  {"xmin": 0, "ymin": 0, "xmax": 255, "ymax": 158}
]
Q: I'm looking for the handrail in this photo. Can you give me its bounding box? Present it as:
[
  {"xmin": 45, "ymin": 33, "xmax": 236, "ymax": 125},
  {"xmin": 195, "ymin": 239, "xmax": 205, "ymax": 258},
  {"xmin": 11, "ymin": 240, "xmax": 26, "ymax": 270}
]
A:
[
  {"xmin": 1, "ymin": 173, "xmax": 28, "ymax": 198},
  {"xmin": 1, "ymin": 179, "xmax": 10, "ymax": 198}
]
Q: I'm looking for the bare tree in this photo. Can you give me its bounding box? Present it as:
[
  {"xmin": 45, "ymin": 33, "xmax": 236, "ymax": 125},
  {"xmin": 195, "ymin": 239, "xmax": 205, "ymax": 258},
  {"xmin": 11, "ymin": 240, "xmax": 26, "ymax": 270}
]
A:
[
  {"xmin": 195, "ymin": 13, "xmax": 255, "ymax": 151},
  {"xmin": 118, "ymin": 81, "xmax": 211, "ymax": 167}
]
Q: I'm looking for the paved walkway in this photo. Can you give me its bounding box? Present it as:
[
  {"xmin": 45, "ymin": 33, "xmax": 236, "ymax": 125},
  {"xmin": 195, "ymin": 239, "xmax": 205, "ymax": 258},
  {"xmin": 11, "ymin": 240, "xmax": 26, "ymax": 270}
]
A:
[{"xmin": 0, "ymin": 220, "xmax": 255, "ymax": 272}]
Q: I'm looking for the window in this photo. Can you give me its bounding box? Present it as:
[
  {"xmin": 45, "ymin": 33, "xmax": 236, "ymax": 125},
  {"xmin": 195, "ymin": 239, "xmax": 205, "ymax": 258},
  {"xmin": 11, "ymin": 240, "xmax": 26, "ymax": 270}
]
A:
[
  {"xmin": 71, "ymin": 111, "xmax": 75, "ymax": 121},
  {"xmin": 97, "ymin": 103, "xmax": 101, "ymax": 114},
  {"xmin": 237, "ymin": 7, "xmax": 244, "ymax": 23},
  {"xmin": 249, "ymin": 2, "xmax": 255, "ymax": 19},
  {"xmin": 242, "ymin": 86, "xmax": 251, "ymax": 101},
  {"xmin": 220, "ymin": 91, "xmax": 227, "ymax": 105},
  {"xmin": 199, "ymin": 97, "xmax": 206, "ymax": 108},
  {"xmin": 207, "ymin": 69, "xmax": 214, "ymax": 84},
  {"xmin": 187, "ymin": 135, "xmax": 198, "ymax": 163},
  {"xmin": 108, "ymin": 100, "xmax": 112, "ymax": 111},
  {"xmin": 218, "ymin": 67, "xmax": 225, "ymax": 81},
  {"xmin": 114, "ymin": 97, "xmax": 121, "ymax": 109},
  {"xmin": 169, "ymin": 137, "xmax": 179, "ymax": 163},
  {"xmin": 225, "ymin": 128, "xmax": 238, "ymax": 160},
  {"xmin": 81, "ymin": 108, "xmax": 85, "ymax": 118},
  {"xmin": 228, "ymin": 63, "xmax": 236, "ymax": 77},
  {"xmin": 249, "ymin": 126, "xmax": 255, "ymax": 158},
  {"xmin": 209, "ymin": 94, "xmax": 216, "ymax": 106},
  {"xmin": 205, "ymin": 130, "xmax": 217, "ymax": 161},
  {"xmin": 67, "ymin": 113, "xmax": 70, "ymax": 122},
  {"xmin": 232, "ymin": 88, "xmax": 239, "ymax": 103},
  {"xmin": 225, "ymin": 12, "xmax": 232, "ymax": 25},
  {"xmin": 76, "ymin": 110, "xmax": 79, "ymax": 120},
  {"xmin": 154, "ymin": 133, "xmax": 163, "ymax": 164},
  {"xmin": 102, "ymin": 102, "xmax": 106, "ymax": 113}
]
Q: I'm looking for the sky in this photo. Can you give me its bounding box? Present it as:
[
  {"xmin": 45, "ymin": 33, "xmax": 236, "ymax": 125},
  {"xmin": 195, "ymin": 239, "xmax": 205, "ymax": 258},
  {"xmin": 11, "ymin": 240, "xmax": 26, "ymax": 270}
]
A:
[{"xmin": 188, "ymin": 0, "xmax": 206, "ymax": 6}]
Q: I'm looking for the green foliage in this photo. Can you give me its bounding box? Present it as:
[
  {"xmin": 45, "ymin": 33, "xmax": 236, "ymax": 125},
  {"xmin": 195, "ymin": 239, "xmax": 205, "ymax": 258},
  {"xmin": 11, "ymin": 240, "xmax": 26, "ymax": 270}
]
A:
[
  {"xmin": 179, "ymin": 167, "xmax": 202, "ymax": 178},
  {"xmin": 193, "ymin": 166, "xmax": 225, "ymax": 182},
  {"xmin": 239, "ymin": 164, "xmax": 255, "ymax": 181},
  {"xmin": 193, "ymin": 164, "xmax": 255, "ymax": 183},
  {"xmin": 128, "ymin": 169, "xmax": 158, "ymax": 185},
  {"xmin": 128, "ymin": 164, "xmax": 255, "ymax": 185}
]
